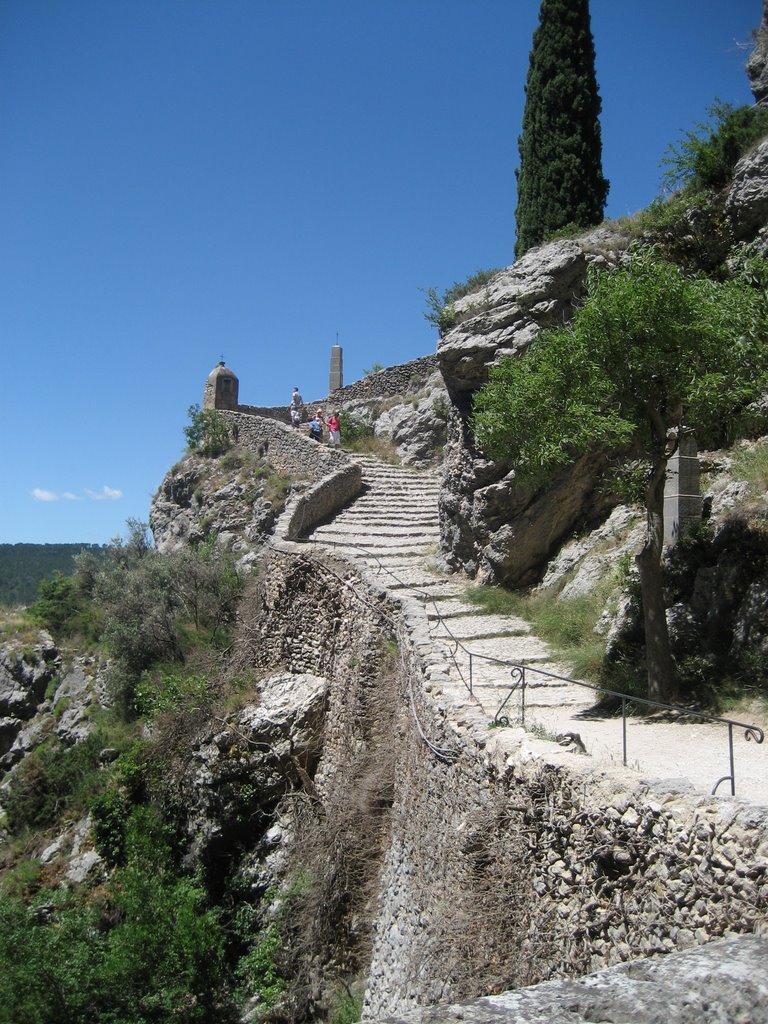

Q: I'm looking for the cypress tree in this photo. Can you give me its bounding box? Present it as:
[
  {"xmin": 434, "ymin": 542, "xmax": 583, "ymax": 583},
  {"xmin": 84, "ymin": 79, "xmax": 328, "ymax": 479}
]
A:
[{"xmin": 515, "ymin": 0, "xmax": 609, "ymax": 258}]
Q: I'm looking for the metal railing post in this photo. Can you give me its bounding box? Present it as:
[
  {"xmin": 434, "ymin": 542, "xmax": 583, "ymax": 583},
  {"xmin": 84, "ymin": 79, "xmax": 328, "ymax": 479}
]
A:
[
  {"xmin": 521, "ymin": 664, "xmax": 526, "ymax": 728},
  {"xmin": 622, "ymin": 697, "xmax": 627, "ymax": 766}
]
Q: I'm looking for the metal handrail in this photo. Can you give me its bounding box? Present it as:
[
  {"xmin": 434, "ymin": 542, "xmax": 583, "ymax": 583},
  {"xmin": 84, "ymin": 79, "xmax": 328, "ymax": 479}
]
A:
[
  {"xmin": 303, "ymin": 534, "xmax": 764, "ymax": 798},
  {"xmin": 487, "ymin": 657, "xmax": 763, "ymax": 798}
]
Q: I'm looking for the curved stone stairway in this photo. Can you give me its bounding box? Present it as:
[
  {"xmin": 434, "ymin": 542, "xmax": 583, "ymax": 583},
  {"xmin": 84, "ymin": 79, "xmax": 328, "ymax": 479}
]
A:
[{"xmin": 305, "ymin": 454, "xmax": 768, "ymax": 804}]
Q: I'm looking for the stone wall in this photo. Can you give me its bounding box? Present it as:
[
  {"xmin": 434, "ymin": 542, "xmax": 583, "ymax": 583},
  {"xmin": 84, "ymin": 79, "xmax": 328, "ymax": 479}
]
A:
[
  {"xmin": 326, "ymin": 356, "xmax": 438, "ymax": 405},
  {"xmin": 236, "ymin": 549, "xmax": 768, "ymax": 1019},
  {"xmin": 219, "ymin": 410, "xmax": 362, "ymax": 539}
]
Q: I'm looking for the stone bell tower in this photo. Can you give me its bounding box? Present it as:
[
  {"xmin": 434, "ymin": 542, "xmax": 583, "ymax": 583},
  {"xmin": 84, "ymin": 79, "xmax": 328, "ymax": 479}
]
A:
[{"xmin": 203, "ymin": 360, "xmax": 239, "ymax": 411}]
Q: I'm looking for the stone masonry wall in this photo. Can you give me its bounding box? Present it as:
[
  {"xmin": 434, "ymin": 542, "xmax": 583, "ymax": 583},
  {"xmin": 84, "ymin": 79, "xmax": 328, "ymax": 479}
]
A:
[
  {"xmin": 325, "ymin": 355, "xmax": 438, "ymax": 405},
  {"xmin": 240, "ymin": 550, "xmax": 768, "ymax": 1018},
  {"xmin": 219, "ymin": 410, "xmax": 362, "ymax": 539}
]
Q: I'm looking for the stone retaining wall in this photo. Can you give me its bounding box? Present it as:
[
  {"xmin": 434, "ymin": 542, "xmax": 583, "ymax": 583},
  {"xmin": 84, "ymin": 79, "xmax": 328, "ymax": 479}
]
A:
[
  {"xmin": 327, "ymin": 356, "xmax": 438, "ymax": 404},
  {"xmin": 219, "ymin": 411, "xmax": 362, "ymax": 539},
  {"xmin": 233, "ymin": 356, "xmax": 439, "ymax": 427},
  {"xmin": 245, "ymin": 549, "xmax": 768, "ymax": 1018}
]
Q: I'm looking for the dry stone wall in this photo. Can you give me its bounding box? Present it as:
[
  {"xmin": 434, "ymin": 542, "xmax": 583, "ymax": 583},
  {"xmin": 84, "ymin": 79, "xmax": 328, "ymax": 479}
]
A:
[
  {"xmin": 363, "ymin": 638, "xmax": 768, "ymax": 1016},
  {"xmin": 327, "ymin": 356, "xmax": 438, "ymax": 404}
]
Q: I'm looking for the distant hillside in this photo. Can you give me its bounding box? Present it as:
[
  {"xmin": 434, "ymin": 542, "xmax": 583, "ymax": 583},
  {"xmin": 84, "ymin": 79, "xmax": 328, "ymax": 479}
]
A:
[{"xmin": 0, "ymin": 543, "xmax": 105, "ymax": 607}]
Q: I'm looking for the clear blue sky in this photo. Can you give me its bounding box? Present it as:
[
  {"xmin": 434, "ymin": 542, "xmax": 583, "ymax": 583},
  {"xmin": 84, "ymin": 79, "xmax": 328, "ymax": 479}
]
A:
[{"xmin": 0, "ymin": 0, "xmax": 761, "ymax": 545}]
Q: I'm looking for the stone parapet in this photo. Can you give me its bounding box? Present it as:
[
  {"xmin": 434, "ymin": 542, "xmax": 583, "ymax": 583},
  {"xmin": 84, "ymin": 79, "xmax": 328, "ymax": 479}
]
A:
[{"xmin": 218, "ymin": 410, "xmax": 362, "ymax": 539}]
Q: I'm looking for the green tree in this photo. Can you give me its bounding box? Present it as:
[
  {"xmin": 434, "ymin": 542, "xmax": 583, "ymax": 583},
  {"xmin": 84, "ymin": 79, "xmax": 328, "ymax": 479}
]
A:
[
  {"xmin": 184, "ymin": 404, "xmax": 231, "ymax": 456},
  {"xmin": 515, "ymin": 0, "xmax": 609, "ymax": 258},
  {"xmin": 472, "ymin": 253, "xmax": 768, "ymax": 701}
]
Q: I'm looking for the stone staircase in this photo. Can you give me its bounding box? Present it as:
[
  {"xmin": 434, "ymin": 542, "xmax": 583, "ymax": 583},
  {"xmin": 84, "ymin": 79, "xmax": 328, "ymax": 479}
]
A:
[{"xmin": 305, "ymin": 454, "xmax": 768, "ymax": 804}]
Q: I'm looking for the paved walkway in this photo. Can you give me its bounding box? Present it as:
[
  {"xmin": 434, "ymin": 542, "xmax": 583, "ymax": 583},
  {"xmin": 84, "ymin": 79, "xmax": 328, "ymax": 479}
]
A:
[{"xmin": 306, "ymin": 455, "xmax": 768, "ymax": 807}]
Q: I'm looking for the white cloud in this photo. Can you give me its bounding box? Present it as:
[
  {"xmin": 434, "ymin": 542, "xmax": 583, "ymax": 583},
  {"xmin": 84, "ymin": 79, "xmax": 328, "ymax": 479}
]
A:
[
  {"xmin": 32, "ymin": 488, "xmax": 59, "ymax": 502},
  {"xmin": 62, "ymin": 492, "xmax": 81, "ymax": 501},
  {"xmin": 85, "ymin": 485, "xmax": 123, "ymax": 501}
]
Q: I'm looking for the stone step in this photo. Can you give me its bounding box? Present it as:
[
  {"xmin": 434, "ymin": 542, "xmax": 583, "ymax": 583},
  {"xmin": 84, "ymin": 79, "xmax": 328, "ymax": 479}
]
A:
[{"xmin": 428, "ymin": 612, "xmax": 532, "ymax": 638}]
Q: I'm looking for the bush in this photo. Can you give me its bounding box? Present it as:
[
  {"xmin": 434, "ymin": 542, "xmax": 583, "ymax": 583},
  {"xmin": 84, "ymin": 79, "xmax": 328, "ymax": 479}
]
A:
[
  {"xmin": 184, "ymin": 404, "xmax": 232, "ymax": 457},
  {"xmin": 0, "ymin": 807, "xmax": 235, "ymax": 1024},
  {"xmin": 3, "ymin": 733, "xmax": 108, "ymax": 834},
  {"xmin": 28, "ymin": 573, "xmax": 99, "ymax": 641},
  {"xmin": 340, "ymin": 412, "xmax": 374, "ymax": 446},
  {"xmin": 662, "ymin": 101, "xmax": 768, "ymax": 193}
]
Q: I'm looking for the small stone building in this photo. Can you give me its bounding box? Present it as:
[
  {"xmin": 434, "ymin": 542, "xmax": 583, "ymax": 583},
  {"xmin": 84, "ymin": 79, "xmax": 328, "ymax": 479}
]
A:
[{"xmin": 203, "ymin": 361, "xmax": 239, "ymax": 411}]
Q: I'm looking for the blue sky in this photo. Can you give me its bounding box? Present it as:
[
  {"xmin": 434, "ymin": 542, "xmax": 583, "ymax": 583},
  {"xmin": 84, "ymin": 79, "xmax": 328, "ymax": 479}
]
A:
[{"xmin": 0, "ymin": 0, "xmax": 761, "ymax": 545}]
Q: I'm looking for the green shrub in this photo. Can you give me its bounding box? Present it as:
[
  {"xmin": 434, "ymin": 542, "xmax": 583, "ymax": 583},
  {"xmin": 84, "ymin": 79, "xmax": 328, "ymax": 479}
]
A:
[
  {"xmin": 134, "ymin": 671, "xmax": 211, "ymax": 720},
  {"xmin": 236, "ymin": 925, "xmax": 287, "ymax": 1011},
  {"xmin": 184, "ymin": 404, "xmax": 231, "ymax": 457},
  {"xmin": 662, "ymin": 100, "xmax": 768, "ymax": 193},
  {"xmin": 340, "ymin": 412, "xmax": 374, "ymax": 446},
  {"xmin": 3, "ymin": 734, "xmax": 108, "ymax": 834},
  {"xmin": 0, "ymin": 807, "xmax": 234, "ymax": 1024},
  {"xmin": 91, "ymin": 787, "xmax": 131, "ymax": 866},
  {"xmin": 28, "ymin": 573, "xmax": 99, "ymax": 641}
]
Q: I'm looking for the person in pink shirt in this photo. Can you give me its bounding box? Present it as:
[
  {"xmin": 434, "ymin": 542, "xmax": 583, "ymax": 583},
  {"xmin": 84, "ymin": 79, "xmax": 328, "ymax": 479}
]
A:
[{"xmin": 327, "ymin": 410, "xmax": 341, "ymax": 447}]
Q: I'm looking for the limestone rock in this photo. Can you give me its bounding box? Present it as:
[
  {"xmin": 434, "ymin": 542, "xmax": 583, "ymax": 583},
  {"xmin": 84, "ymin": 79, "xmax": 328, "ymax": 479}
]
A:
[
  {"xmin": 0, "ymin": 632, "xmax": 60, "ymax": 761},
  {"xmin": 436, "ymin": 228, "xmax": 631, "ymax": 585},
  {"xmin": 726, "ymin": 138, "xmax": 768, "ymax": 242},
  {"xmin": 176, "ymin": 672, "xmax": 329, "ymax": 865},
  {"xmin": 748, "ymin": 1, "xmax": 768, "ymax": 105},
  {"xmin": 340, "ymin": 370, "xmax": 450, "ymax": 467},
  {"xmin": 376, "ymin": 935, "xmax": 768, "ymax": 1024},
  {"xmin": 539, "ymin": 505, "xmax": 644, "ymax": 598},
  {"xmin": 437, "ymin": 228, "xmax": 629, "ymax": 399},
  {"xmin": 150, "ymin": 450, "xmax": 282, "ymax": 560}
]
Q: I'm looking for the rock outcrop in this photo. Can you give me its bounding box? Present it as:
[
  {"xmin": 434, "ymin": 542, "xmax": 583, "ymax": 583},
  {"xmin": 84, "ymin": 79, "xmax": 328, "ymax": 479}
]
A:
[
  {"xmin": 726, "ymin": 137, "xmax": 768, "ymax": 242},
  {"xmin": 436, "ymin": 228, "xmax": 631, "ymax": 584},
  {"xmin": 150, "ymin": 450, "xmax": 282, "ymax": 564},
  {"xmin": 0, "ymin": 633, "xmax": 108, "ymax": 772},
  {"xmin": 748, "ymin": 0, "xmax": 768, "ymax": 106},
  {"xmin": 372, "ymin": 934, "xmax": 768, "ymax": 1024}
]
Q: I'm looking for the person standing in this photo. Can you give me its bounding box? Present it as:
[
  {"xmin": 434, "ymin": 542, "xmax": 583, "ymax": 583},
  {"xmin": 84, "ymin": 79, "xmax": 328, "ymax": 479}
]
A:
[
  {"xmin": 290, "ymin": 386, "xmax": 304, "ymax": 428},
  {"xmin": 308, "ymin": 413, "xmax": 322, "ymax": 442},
  {"xmin": 327, "ymin": 409, "xmax": 341, "ymax": 447}
]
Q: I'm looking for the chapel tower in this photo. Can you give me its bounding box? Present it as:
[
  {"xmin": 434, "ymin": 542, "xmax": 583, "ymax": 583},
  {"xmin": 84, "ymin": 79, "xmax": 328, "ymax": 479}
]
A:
[{"xmin": 203, "ymin": 361, "xmax": 239, "ymax": 411}]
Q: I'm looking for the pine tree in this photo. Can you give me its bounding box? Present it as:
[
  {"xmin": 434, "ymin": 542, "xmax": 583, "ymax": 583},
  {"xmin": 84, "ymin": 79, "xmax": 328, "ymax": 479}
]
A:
[{"xmin": 515, "ymin": 0, "xmax": 609, "ymax": 259}]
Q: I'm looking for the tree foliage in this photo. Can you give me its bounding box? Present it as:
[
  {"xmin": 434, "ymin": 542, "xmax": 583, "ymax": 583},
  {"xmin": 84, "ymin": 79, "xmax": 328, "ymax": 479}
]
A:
[
  {"xmin": 184, "ymin": 404, "xmax": 232, "ymax": 456},
  {"xmin": 515, "ymin": 0, "xmax": 608, "ymax": 258},
  {"xmin": 0, "ymin": 806, "xmax": 234, "ymax": 1024},
  {"xmin": 473, "ymin": 253, "xmax": 768, "ymax": 699}
]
